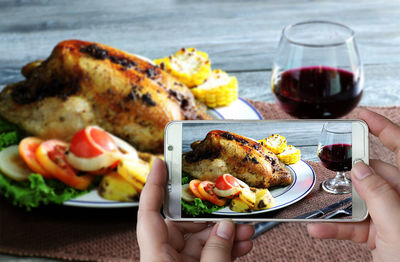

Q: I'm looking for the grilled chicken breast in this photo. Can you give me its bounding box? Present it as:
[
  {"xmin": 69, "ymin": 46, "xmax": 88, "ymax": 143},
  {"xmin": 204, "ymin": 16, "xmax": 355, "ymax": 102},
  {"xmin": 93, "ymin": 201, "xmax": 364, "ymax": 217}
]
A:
[
  {"xmin": 183, "ymin": 130, "xmax": 292, "ymax": 188},
  {"xmin": 0, "ymin": 40, "xmax": 210, "ymax": 153}
]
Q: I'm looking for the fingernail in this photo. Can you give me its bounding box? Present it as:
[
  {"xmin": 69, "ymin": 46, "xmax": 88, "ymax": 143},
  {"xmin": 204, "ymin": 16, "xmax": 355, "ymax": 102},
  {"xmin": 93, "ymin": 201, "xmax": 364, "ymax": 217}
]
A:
[
  {"xmin": 216, "ymin": 220, "xmax": 234, "ymax": 240},
  {"xmin": 353, "ymin": 160, "xmax": 372, "ymax": 180}
]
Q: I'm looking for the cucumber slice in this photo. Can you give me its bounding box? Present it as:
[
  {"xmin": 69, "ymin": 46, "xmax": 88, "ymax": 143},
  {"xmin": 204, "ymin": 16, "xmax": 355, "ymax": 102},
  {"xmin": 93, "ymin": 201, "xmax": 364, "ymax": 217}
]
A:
[
  {"xmin": 0, "ymin": 145, "xmax": 32, "ymax": 181},
  {"xmin": 181, "ymin": 183, "xmax": 196, "ymax": 202}
]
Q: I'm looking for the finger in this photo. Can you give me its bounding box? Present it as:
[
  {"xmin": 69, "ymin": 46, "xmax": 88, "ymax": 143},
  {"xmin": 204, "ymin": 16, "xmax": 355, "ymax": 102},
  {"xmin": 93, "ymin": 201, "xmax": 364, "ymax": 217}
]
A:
[
  {"xmin": 307, "ymin": 220, "xmax": 370, "ymax": 243},
  {"xmin": 352, "ymin": 161, "xmax": 400, "ymax": 241},
  {"xmin": 181, "ymin": 226, "xmax": 213, "ymax": 260},
  {"xmin": 138, "ymin": 158, "xmax": 167, "ymax": 213},
  {"xmin": 179, "ymin": 223, "xmax": 254, "ymax": 259},
  {"xmin": 166, "ymin": 220, "xmax": 211, "ymax": 234},
  {"xmin": 234, "ymin": 224, "xmax": 255, "ymax": 241},
  {"xmin": 200, "ymin": 220, "xmax": 236, "ymax": 262},
  {"xmin": 370, "ymin": 159, "xmax": 400, "ymax": 194},
  {"xmin": 359, "ymin": 109, "xmax": 400, "ymax": 155},
  {"xmin": 232, "ymin": 240, "xmax": 253, "ymax": 259},
  {"xmin": 137, "ymin": 158, "xmax": 168, "ymax": 252},
  {"xmin": 165, "ymin": 221, "xmax": 211, "ymax": 251}
]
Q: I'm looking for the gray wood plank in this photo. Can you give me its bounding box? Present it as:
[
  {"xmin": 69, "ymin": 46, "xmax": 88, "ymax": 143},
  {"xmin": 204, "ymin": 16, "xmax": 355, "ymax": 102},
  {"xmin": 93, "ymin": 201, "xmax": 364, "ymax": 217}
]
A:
[
  {"xmin": 2, "ymin": 63, "xmax": 399, "ymax": 106},
  {"xmin": 0, "ymin": 0, "xmax": 399, "ymax": 72}
]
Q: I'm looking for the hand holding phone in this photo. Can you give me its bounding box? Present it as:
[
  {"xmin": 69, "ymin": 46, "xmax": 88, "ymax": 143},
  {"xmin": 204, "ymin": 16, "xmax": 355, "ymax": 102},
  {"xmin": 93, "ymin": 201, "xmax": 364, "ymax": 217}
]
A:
[
  {"xmin": 137, "ymin": 158, "xmax": 254, "ymax": 261},
  {"xmin": 308, "ymin": 109, "xmax": 400, "ymax": 261}
]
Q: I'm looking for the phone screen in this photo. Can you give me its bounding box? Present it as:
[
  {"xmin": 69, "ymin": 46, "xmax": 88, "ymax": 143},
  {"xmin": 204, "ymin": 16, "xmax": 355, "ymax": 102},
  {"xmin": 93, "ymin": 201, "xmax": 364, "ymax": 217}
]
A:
[{"xmin": 165, "ymin": 120, "xmax": 368, "ymax": 221}]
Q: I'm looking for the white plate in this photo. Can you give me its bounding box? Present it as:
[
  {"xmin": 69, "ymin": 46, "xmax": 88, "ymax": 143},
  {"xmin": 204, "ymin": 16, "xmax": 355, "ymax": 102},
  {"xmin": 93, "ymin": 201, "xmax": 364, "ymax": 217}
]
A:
[
  {"xmin": 64, "ymin": 98, "xmax": 262, "ymax": 208},
  {"xmin": 213, "ymin": 160, "xmax": 316, "ymax": 216}
]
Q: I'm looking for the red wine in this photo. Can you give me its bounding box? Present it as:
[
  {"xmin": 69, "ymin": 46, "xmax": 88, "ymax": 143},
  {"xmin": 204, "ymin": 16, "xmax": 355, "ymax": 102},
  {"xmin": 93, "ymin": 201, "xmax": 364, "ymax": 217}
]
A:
[
  {"xmin": 318, "ymin": 144, "xmax": 352, "ymax": 172},
  {"xmin": 272, "ymin": 66, "xmax": 362, "ymax": 118}
]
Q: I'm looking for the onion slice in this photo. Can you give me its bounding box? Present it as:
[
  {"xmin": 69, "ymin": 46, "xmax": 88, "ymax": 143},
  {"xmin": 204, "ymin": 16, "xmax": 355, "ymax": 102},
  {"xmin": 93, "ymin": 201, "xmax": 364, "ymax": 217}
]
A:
[
  {"xmin": 213, "ymin": 186, "xmax": 241, "ymax": 198},
  {"xmin": 235, "ymin": 178, "xmax": 250, "ymax": 189},
  {"xmin": 109, "ymin": 133, "xmax": 138, "ymax": 161},
  {"xmin": 66, "ymin": 150, "xmax": 120, "ymax": 172}
]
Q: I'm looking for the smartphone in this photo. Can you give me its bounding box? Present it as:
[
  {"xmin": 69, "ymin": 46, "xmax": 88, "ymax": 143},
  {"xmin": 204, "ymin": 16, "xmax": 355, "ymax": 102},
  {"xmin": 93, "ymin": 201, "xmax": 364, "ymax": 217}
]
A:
[{"xmin": 164, "ymin": 120, "xmax": 368, "ymax": 222}]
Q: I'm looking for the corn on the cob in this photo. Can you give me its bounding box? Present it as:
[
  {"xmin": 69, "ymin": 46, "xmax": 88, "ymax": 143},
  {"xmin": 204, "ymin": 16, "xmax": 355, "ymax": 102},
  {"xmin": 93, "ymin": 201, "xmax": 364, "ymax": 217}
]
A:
[
  {"xmin": 278, "ymin": 145, "xmax": 301, "ymax": 165},
  {"xmin": 154, "ymin": 47, "xmax": 211, "ymax": 88},
  {"xmin": 191, "ymin": 69, "xmax": 238, "ymax": 108},
  {"xmin": 259, "ymin": 134, "xmax": 287, "ymax": 154}
]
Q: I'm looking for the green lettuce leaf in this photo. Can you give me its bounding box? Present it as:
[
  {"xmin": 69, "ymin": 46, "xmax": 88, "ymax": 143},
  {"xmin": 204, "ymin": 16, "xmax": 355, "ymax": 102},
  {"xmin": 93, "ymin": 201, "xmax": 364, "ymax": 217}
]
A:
[
  {"xmin": 0, "ymin": 173, "xmax": 88, "ymax": 211},
  {"xmin": 181, "ymin": 172, "xmax": 190, "ymax": 185},
  {"xmin": 181, "ymin": 172, "xmax": 224, "ymax": 216},
  {"xmin": 0, "ymin": 117, "xmax": 88, "ymax": 210},
  {"xmin": 181, "ymin": 198, "xmax": 223, "ymax": 216}
]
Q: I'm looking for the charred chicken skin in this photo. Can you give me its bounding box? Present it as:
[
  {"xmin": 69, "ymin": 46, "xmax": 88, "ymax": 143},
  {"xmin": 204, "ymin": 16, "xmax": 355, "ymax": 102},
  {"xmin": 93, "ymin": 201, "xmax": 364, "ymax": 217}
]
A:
[
  {"xmin": 182, "ymin": 130, "xmax": 292, "ymax": 188},
  {"xmin": 0, "ymin": 40, "xmax": 210, "ymax": 153}
]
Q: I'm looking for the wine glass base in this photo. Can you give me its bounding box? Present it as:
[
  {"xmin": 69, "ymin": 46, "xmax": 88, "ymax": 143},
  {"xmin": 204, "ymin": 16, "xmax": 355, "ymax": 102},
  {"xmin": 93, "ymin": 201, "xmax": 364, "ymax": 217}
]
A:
[{"xmin": 322, "ymin": 178, "xmax": 352, "ymax": 194}]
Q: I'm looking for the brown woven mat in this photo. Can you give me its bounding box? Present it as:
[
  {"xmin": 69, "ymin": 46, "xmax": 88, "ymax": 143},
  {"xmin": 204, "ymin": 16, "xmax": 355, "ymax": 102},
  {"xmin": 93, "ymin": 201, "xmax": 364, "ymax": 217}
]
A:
[
  {"xmin": 269, "ymin": 162, "xmax": 350, "ymax": 219},
  {"xmin": 0, "ymin": 101, "xmax": 399, "ymax": 262}
]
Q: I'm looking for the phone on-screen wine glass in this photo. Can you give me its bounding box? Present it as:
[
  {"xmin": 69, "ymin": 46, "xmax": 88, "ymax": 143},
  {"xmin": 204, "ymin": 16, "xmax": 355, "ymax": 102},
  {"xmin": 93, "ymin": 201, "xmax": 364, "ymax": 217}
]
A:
[{"xmin": 163, "ymin": 120, "xmax": 368, "ymax": 222}]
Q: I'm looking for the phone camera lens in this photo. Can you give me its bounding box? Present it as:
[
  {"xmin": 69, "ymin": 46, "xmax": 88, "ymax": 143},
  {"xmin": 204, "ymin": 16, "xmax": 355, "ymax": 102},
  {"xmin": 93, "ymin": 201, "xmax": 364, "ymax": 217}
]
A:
[{"xmin": 168, "ymin": 145, "xmax": 173, "ymax": 151}]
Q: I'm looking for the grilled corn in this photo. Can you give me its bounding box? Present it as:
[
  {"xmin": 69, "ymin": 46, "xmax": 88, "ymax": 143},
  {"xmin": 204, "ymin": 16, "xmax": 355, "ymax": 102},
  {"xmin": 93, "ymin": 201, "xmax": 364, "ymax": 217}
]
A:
[
  {"xmin": 278, "ymin": 145, "xmax": 301, "ymax": 165},
  {"xmin": 191, "ymin": 69, "xmax": 238, "ymax": 108},
  {"xmin": 154, "ymin": 47, "xmax": 211, "ymax": 88},
  {"xmin": 259, "ymin": 134, "xmax": 287, "ymax": 154}
]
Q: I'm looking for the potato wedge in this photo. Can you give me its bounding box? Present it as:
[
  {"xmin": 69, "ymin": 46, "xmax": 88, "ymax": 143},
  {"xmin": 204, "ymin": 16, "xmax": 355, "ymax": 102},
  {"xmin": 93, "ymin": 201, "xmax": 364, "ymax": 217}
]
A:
[
  {"xmin": 238, "ymin": 187, "xmax": 256, "ymax": 208},
  {"xmin": 98, "ymin": 172, "xmax": 139, "ymax": 201},
  {"xmin": 230, "ymin": 197, "xmax": 252, "ymax": 213},
  {"xmin": 254, "ymin": 189, "xmax": 275, "ymax": 210},
  {"xmin": 118, "ymin": 158, "xmax": 149, "ymax": 185}
]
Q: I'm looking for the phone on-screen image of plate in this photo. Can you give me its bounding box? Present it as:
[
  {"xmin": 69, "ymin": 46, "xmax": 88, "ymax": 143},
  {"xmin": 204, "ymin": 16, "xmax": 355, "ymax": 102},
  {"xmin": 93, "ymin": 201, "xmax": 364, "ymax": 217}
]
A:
[{"xmin": 163, "ymin": 120, "xmax": 368, "ymax": 222}]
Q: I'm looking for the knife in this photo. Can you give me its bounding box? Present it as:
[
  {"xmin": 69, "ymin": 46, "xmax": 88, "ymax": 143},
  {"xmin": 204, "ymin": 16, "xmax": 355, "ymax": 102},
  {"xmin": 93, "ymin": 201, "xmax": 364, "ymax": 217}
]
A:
[{"xmin": 252, "ymin": 197, "xmax": 352, "ymax": 239}]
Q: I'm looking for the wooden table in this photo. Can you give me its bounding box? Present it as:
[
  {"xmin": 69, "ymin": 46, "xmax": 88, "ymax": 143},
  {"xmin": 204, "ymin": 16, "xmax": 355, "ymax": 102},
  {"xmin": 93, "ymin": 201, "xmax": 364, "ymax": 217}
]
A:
[{"xmin": 0, "ymin": 0, "xmax": 399, "ymax": 261}]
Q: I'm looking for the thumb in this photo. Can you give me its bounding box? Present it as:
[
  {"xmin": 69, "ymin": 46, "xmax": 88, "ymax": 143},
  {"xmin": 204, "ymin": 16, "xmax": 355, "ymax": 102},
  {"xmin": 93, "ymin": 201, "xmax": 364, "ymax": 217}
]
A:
[
  {"xmin": 351, "ymin": 160, "xmax": 400, "ymax": 239},
  {"xmin": 200, "ymin": 220, "xmax": 235, "ymax": 262}
]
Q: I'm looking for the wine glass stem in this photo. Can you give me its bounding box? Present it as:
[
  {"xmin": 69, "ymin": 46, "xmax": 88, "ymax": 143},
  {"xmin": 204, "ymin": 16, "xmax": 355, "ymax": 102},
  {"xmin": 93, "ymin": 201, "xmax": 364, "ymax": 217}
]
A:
[{"xmin": 335, "ymin": 172, "xmax": 348, "ymax": 182}]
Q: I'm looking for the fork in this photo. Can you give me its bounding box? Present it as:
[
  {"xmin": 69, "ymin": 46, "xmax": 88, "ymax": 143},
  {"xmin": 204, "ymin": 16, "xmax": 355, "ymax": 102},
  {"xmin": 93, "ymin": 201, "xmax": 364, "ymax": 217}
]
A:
[{"xmin": 324, "ymin": 205, "xmax": 352, "ymax": 219}]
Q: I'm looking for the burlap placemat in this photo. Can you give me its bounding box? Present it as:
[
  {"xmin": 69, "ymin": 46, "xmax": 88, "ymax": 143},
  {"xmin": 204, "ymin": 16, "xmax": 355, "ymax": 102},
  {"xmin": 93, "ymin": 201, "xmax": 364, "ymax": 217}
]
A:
[{"xmin": 0, "ymin": 101, "xmax": 399, "ymax": 262}]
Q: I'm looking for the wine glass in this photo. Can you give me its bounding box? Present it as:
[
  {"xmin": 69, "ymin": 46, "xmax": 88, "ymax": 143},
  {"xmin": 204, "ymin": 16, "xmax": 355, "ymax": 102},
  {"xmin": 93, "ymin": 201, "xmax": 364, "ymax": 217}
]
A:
[
  {"xmin": 318, "ymin": 122, "xmax": 352, "ymax": 194},
  {"xmin": 271, "ymin": 21, "xmax": 363, "ymax": 118}
]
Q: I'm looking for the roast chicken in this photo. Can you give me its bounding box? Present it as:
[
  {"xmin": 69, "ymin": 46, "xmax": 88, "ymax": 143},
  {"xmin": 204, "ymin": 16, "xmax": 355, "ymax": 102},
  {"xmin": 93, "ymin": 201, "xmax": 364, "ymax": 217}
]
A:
[
  {"xmin": 182, "ymin": 130, "xmax": 292, "ymax": 188},
  {"xmin": 0, "ymin": 40, "xmax": 211, "ymax": 153}
]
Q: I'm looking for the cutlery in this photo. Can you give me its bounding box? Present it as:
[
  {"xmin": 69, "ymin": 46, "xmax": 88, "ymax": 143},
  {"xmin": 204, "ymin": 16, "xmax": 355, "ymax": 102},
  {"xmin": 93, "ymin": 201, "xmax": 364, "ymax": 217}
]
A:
[
  {"xmin": 324, "ymin": 205, "xmax": 352, "ymax": 219},
  {"xmin": 252, "ymin": 197, "xmax": 352, "ymax": 239}
]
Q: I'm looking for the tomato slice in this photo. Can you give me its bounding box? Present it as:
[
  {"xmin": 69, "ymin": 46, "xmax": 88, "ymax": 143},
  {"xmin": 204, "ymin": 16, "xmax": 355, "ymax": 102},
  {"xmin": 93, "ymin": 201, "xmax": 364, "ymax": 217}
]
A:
[
  {"xmin": 69, "ymin": 126, "xmax": 117, "ymax": 158},
  {"xmin": 36, "ymin": 139, "xmax": 94, "ymax": 190},
  {"xmin": 19, "ymin": 137, "xmax": 52, "ymax": 178},
  {"xmin": 215, "ymin": 174, "xmax": 239, "ymax": 190},
  {"xmin": 189, "ymin": 179, "xmax": 205, "ymax": 200},
  {"xmin": 90, "ymin": 127, "xmax": 117, "ymax": 152},
  {"xmin": 198, "ymin": 181, "xmax": 227, "ymax": 206}
]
